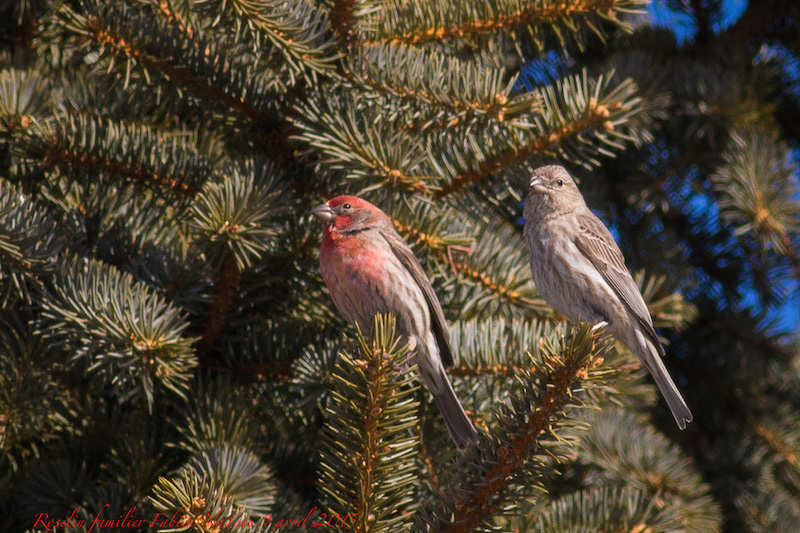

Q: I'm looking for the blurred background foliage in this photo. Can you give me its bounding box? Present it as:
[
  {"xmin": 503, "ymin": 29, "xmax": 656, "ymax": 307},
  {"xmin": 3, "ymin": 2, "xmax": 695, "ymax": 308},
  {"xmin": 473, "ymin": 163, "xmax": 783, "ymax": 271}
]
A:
[{"xmin": 0, "ymin": 0, "xmax": 798, "ymax": 531}]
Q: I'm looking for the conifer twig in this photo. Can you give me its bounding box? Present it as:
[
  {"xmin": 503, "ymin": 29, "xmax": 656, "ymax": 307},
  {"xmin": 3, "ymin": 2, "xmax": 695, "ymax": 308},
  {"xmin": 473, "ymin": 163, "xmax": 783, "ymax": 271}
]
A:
[
  {"xmin": 445, "ymin": 345, "xmax": 603, "ymax": 532},
  {"xmin": 434, "ymin": 104, "xmax": 616, "ymax": 199},
  {"xmin": 331, "ymin": 0, "xmax": 359, "ymax": 49},
  {"xmin": 43, "ymin": 143, "xmax": 198, "ymax": 196},
  {"xmin": 366, "ymin": 0, "xmax": 619, "ymax": 46},
  {"xmin": 84, "ymin": 15, "xmax": 281, "ymax": 130},
  {"xmin": 198, "ymin": 250, "xmax": 241, "ymax": 359}
]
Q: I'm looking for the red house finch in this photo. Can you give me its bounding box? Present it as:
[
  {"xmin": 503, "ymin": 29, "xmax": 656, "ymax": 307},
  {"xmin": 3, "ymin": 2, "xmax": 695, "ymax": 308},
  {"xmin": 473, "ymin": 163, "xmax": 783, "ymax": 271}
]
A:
[
  {"xmin": 523, "ymin": 165, "xmax": 693, "ymax": 429},
  {"xmin": 313, "ymin": 195, "xmax": 479, "ymax": 448}
]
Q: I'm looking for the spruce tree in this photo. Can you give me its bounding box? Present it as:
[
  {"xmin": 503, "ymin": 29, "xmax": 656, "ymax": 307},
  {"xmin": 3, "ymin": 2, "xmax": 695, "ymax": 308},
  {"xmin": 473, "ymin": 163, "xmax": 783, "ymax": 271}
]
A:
[{"xmin": 0, "ymin": 0, "xmax": 797, "ymax": 532}]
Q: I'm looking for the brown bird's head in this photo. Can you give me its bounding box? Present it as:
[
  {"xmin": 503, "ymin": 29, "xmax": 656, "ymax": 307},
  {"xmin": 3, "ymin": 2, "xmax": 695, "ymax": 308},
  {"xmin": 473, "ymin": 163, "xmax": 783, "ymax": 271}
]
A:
[
  {"xmin": 523, "ymin": 165, "xmax": 586, "ymax": 219},
  {"xmin": 312, "ymin": 195, "xmax": 389, "ymax": 237}
]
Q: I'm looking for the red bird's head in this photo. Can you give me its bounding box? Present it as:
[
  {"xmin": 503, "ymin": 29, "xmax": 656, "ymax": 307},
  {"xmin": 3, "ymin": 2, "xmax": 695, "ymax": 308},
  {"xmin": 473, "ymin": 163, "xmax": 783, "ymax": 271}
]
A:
[{"xmin": 312, "ymin": 196, "xmax": 388, "ymax": 236}]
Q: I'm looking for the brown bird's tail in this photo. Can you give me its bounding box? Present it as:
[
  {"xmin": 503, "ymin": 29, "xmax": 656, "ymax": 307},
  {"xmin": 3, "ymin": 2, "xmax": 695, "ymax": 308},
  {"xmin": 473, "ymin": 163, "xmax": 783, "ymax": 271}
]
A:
[
  {"xmin": 636, "ymin": 334, "xmax": 693, "ymax": 429},
  {"xmin": 429, "ymin": 366, "xmax": 480, "ymax": 449}
]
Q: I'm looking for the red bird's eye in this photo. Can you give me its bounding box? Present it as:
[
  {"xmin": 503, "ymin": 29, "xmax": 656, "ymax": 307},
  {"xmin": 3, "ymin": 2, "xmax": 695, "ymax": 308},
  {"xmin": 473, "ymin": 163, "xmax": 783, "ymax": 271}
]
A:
[{"xmin": 343, "ymin": 203, "xmax": 351, "ymax": 209}]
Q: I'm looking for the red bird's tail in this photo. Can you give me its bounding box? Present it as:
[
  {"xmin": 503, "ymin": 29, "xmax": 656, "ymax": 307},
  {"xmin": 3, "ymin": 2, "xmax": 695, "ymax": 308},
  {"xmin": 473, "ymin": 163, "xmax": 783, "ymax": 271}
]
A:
[{"xmin": 430, "ymin": 369, "xmax": 480, "ymax": 449}]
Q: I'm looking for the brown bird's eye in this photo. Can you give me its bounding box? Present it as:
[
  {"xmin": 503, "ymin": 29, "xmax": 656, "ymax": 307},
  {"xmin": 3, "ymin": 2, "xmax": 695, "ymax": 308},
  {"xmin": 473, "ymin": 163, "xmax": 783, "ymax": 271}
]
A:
[
  {"xmin": 343, "ymin": 203, "xmax": 351, "ymax": 209},
  {"xmin": 557, "ymin": 179, "xmax": 564, "ymax": 187}
]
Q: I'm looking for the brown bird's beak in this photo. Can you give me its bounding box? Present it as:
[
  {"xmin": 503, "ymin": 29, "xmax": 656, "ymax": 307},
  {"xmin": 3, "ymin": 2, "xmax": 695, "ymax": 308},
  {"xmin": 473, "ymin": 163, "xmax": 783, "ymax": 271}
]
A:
[
  {"xmin": 312, "ymin": 203, "xmax": 335, "ymax": 223},
  {"xmin": 529, "ymin": 176, "xmax": 548, "ymax": 195}
]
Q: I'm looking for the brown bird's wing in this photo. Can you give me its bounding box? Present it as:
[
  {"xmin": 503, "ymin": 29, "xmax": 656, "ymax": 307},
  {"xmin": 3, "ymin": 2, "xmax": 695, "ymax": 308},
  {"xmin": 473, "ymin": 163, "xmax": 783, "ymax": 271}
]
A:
[
  {"xmin": 382, "ymin": 228, "xmax": 454, "ymax": 367},
  {"xmin": 573, "ymin": 213, "xmax": 665, "ymax": 357}
]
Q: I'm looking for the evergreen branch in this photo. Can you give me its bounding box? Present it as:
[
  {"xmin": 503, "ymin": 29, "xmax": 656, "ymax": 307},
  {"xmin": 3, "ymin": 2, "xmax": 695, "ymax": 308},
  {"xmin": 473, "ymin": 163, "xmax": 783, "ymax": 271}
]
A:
[
  {"xmin": 44, "ymin": 143, "xmax": 197, "ymax": 197},
  {"xmin": 219, "ymin": 317, "xmax": 340, "ymax": 382},
  {"xmin": 176, "ymin": 377, "xmax": 265, "ymax": 453},
  {"xmin": 318, "ymin": 314, "xmax": 420, "ymax": 533},
  {"xmin": 390, "ymin": 203, "xmax": 548, "ymax": 317},
  {"xmin": 525, "ymin": 486, "xmax": 669, "ymax": 531},
  {"xmin": 779, "ymin": 233, "xmax": 800, "ymax": 283},
  {"xmin": 710, "ymin": 320, "xmax": 795, "ymax": 360},
  {"xmin": 331, "ymin": 0, "xmax": 359, "ymax": 49},
  {"xmin": 150, "ymin": 466, "xmax": 269, "ymax": 530},
  {"xmin": 737, "ymin": 490, "xmax": 800, "ymax": 533},
  {"xmin": 442, "ymin": 222, "xmax": 549, "ymax": 318},
  {"xmin": 0, "ymin": 181, "xmax": 63, "ymax": 304},
  {"xmin": 0, "ymin": 309, "xmax": 66, "ymax": 471},
  {"xmin": 182, "ymin": 444, "xmax": 276, "ymax": 518},
  {"xmin": 293, "ymin": 93, "xmax": 434, "ymax": 194},
  {"xmin": 448, "ymin": 363, "xmax": 532, "ymax": 378},
  {"xmin": 188, "ymin": 160, "xmax": 289, "ymax": 271},
  {"xmin": 55, "ymin": 2, "xmax": 283, "ymax": 130},
  {"xmin": 433, "ymin": 72, "xmax": 645, "ymax": 199},
  {"xmin": 750, "ymin": 417, "xmax": 800, "ymax": 474},
  {"xmin": 418, "ymin": 428, "xmax": 442, "ymax": 494},
  {"xmin": 688, "ymin": 0, "xmax": 712, "ymax": 44},
  {"xmin": 450, "ymin": 258, "xmax": 529, "ymax": 304},
  {"xmin": 198, "ymin": 250, "xmax": 241, "ymax": 359},
  {"xmin": 0, "ymin": 68, "xmax": 52, "ymax": 127},
  {"xmin": 362, "ymin": 0, "xmax": 639, "ymax": 46},
  {"xmin": 29, "ymin": 113, "xmax": 213, "ymax": 196},
  {"xmin": 443, "ymin": 325, "xmax": 606, "ymax": 532},
  {"xmin": 578, "ymin": 409, "xmax": 719, "ymax": 517},
  {"xmin": 711, "ymin": 129, "xmax": 800, "ymax": 265},
  {"xmin": 434, "ymin": 101, "xmax": 614, "ymax": 199},
  {"xmin": 224, "ymin": 361, "xmax": 295, "ymax": 380},
  {"xmin": 40, "ymin": 258, "xmax": 198, "ymax": 410},
  {"xmin": 392, "ymin": 219, "xmax": 472, "ymax": 253},
  {"xmin": 86, "ymin": 16, "xmax": 268, "ymax": 125},
  {"xmin": 195, "ymin": 0, "xmax": 338, "ymax": 81},
  {"xmin": 152, "ymin": 0, "xmax": 196, "ymax": 39},
  {"xmin": 341, "ymin": 44, "xmax": 539, "ymax": 131},
  {"xmin": 634, "ymin": 272, "xmax": 698, "ymax": 332}
]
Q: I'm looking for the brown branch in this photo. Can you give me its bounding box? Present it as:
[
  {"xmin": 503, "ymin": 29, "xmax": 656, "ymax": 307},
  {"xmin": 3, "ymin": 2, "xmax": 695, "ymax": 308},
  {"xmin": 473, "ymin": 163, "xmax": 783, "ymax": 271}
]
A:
[
  {"xmin": 434, "ymin": 105, "xmax": 615, "ymax": 199},
  {"xmin": 44, "ymin": 144, "xmax": 197, "ymax": 196},
  {"xmin": 198, "ymin": 251, "xmax": 241, "ymax": 360},
  {"xmin": 444, "ymin": 350, "xmax": 603, "ymax": 533},
  {"xmin": 449, "ymin": 364, "xmax": 533, "ymax": 379},
  {"xmin": 391, "ymin": 220, "xmax": 454, "ymax": 252},
  {"xmin": 84, "ymin": 16, "xmax": 279, "ymax": 130},
  {"xmin": 154, "ymin": 0, "xmax": 195, "ymax": 39},
  {"xmin": 331, "ymin": 0, "xmax": 359, "ymax": 49},
  {"xmin": 343, "ymin": 60, "xmax": 512, "ymax": 120},
  {"xmin": 353, "ymin": 346, "xmax": 387, "ymax": 532},
  {"xmin": 211, "ymin": 361, "xmax": 295, "ymax": 381},
  {"xmin": 751, "ymin": 419, "xmax": 800, "ymax": 472},
  {"xmin": 327, "ymin": 130, "xmax": 431, "ymax": 194},
  {"xmin": 418, "ymin": 428, "xmax": 441, "ymax": 493},
  {"xmin": 452, "ymin": 261, "xmax": 523, "ymax": 302},
  {"xmin": 366, "ymin": 0, "xmax": 616, "ymax": 46},
  {"xmin": 739, "ymin": 500, "xmax": 781, "ymax": 533},
  {"xmin": 392, "ymin": 219, "xmax": 546, "ymax": 310}
]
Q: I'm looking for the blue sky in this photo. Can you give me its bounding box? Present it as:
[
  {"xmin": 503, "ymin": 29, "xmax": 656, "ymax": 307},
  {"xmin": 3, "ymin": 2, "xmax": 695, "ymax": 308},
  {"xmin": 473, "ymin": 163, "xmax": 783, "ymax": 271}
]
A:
[
  {"xmin": 649, "ymin": 0, "xmax": 800, "ymax": 337},
  {"xmin": 517, "ymin": 1, "xmax": 800, "ymax": 338}
]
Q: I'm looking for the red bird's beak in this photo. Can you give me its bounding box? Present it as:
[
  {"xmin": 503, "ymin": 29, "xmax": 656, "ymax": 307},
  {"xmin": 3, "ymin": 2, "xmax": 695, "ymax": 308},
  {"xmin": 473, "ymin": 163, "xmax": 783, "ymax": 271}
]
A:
[
  {"xmin": 528, "ymin": 177, "xmax": 548, "ymax": 195},
  {"xmin": 312, "ymin": 203, "xmax": 335, "ymax": 223}
]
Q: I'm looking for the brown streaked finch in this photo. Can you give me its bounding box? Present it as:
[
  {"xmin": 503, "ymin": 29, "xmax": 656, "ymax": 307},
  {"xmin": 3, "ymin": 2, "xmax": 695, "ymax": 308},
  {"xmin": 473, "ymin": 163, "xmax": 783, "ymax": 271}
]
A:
[
  {"xmin": 523, "ymin": 165, "xmax": 692, "ymax": 429},
  {"xmin": 313, "ymin": 195, "xmax": 479, "ymax": 448}
]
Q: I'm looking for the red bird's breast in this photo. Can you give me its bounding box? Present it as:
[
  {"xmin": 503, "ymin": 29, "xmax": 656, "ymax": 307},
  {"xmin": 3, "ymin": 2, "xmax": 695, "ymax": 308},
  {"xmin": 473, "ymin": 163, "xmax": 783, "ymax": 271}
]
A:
[{"xmin": 319, "ymin": 228, "xmax": 390, "ymax": 328}]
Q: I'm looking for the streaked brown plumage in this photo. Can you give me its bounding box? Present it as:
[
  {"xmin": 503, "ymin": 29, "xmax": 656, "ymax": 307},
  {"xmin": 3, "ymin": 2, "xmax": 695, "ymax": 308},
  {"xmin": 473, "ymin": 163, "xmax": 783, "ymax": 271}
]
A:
[
  {"xmin": 523, "ymin": 165, "xmax": 692, "ymax": 429},
  {"xmin": 313, "ymin": 195, "xmax": 479, "ymax": 447}
]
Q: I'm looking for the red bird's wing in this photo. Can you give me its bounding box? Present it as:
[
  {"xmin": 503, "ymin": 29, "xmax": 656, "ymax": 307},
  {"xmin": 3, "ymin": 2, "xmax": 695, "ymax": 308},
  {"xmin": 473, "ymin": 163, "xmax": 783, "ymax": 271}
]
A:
[
  {"xmin": 573, "ymin": 213, "xmax": 666, "ymax": 357},
  {"xmin": 383, "ymin": 229, "xmax": 455, "ymax": 367}
]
